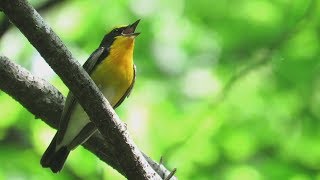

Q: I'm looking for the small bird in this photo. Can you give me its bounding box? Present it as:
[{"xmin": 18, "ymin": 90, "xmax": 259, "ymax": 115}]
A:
[{"xmin": 40, "ymin": 20, "xmax": 140, "ymax": 173}]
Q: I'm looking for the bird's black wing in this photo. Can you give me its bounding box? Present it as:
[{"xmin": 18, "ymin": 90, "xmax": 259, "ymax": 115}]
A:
[
  {"xmin": 56, "ymin": 47, "xmax": 106, "ymax": 146},
  {"xmin": 113, "ymin": 64, "xmax": 136, "ymax": 109},
  {"xmin": 83, "ymin": 47, "xmax": 108, "ymax": 74}
]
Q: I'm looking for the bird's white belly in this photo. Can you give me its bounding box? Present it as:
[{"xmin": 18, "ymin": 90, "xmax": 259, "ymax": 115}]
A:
[{"xmin": 58, "ymin": 86, "xmax": 116, "ymax": 149}]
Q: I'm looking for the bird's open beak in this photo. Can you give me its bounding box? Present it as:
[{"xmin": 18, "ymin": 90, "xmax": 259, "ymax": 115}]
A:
[{"xmin": 122, "ymin": 19, "xmax": 140, "ymax": 37}]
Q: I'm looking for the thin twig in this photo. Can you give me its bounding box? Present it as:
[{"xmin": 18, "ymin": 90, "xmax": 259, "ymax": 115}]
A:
[
  {"xmin": 0, "ymin": 56, "xmax": 177, "ymax": 179},
  {"xmin": 164, "ymin": 168, "xmax": 177, "ymax": 180}
]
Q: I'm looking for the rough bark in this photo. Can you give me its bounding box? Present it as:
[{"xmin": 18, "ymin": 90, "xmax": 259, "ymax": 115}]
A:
[
  {"xmin": 0, "ymin": 0, "xmax": 66, "ymax": 38},
  {"xmin": 0, "ymin": 0, "xmax": 166, "ymax": 179},
  {"xmin": 0, "ymin": 56, "xmax": 177, "ymax": 179}
]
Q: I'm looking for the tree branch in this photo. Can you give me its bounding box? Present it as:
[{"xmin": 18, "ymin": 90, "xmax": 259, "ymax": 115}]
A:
[
  {"xmin": 0, "ymin": 0, "xmax": 66, "ymax": 38},
  {"xmin": 0, "ymin": 56, "xmax": 63, "ymax": 128},
  {"xmin": 0, "ymin": 0, "xmax": 163, "ymax": 179},
  {"xmin": 0, "ymin": 56, "xmax": 177, "ymax": 179}
]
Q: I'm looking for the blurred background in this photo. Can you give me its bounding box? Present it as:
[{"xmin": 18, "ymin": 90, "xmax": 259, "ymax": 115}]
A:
[{"xmin": 1, "ymin": 0, "xmax": 320, "ymax": 179}]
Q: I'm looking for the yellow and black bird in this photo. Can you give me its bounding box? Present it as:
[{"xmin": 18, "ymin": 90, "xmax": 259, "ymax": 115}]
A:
[{"xmin": 40, "ymin": 20, "xmax": 140, "ymax": 173}]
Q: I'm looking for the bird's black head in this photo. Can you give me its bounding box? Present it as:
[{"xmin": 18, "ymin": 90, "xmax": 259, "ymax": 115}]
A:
[{"xmin": 99, "ymin": 19, "xmax": 140, "ymax": 48}]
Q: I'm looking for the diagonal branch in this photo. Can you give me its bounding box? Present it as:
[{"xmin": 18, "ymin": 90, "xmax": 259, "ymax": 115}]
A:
[
  {"xmin": 0, "ymin": 0, "xmax": 163, "ymax": 179},
  {"xmin": 0, "ymin": 0, "xmax": 66, "ymax": 38},
  {"xmin": 0, "ymin": 56, "xmax": 177, "ymax": 179},
  {"xmin": 0, "ymin": 56, "xmax": 63, "ymax": 128}
]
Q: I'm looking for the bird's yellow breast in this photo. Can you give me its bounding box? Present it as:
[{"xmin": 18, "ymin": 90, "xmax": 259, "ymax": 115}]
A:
[{"xmin": 90, "ymin": 36, "xmax": 135, "ymax": 106}]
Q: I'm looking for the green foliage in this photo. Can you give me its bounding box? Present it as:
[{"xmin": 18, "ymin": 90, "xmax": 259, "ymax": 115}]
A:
[{"xmin": 1, "ymin": 0, "xmax": 320, "ymax": 179}]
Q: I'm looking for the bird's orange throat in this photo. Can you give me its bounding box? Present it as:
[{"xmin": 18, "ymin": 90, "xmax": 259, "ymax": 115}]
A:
[
  {"xmin": 90, "ymin": 35, "xmax": 135, "ymax": 103},
  {"xmin": 109, "ymin": 36, "xmax": 135, "ymax": 66}
]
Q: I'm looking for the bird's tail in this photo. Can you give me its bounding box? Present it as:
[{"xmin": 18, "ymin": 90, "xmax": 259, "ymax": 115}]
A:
[{"xmin": 40, "ymin": 133, "xmax": 70, "ymax": 173}]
